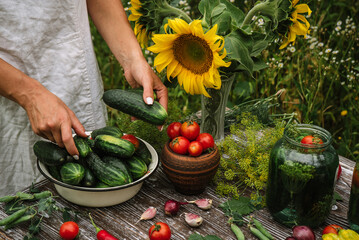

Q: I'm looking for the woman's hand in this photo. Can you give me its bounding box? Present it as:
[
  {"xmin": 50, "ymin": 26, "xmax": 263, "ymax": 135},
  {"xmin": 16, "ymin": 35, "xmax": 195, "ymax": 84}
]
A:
[
  {"xmin": 23, "ymin": 86, "xmax": 87, "ymax": 157},
  {"xmin": 0, "ymin": 59, "xmax": 86, "ymax": 157}
]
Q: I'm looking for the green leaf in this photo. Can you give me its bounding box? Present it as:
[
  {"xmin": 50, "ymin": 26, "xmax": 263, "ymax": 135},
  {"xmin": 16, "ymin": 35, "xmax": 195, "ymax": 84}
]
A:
[
  {"xmin": 219, "ymin": 197, "xmax": 256, "ymax": 217},
  {"xmin": 224, "ymin": 30, "xmax": 254, "ymax": 75},
  {"xmin": 211, "ymin": 3, "xmax": 226, "ymax": 19},
  {"xmin": 188, "ymin": 234, "xmax": 205, "ymax": 240},
  {"xmin": 213, "ymin": 11, "xmax": 231, "ymax": 35}
]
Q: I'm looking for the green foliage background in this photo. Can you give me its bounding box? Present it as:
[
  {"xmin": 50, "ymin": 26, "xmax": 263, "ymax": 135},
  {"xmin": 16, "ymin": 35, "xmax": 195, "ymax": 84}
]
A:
[{"xmin": 90, "ymin": 0, "xmax": 359, "ymax": 161}]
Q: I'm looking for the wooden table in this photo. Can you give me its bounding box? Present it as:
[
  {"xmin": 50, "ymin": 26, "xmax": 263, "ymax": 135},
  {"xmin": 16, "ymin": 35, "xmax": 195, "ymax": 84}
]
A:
[{"xmin": 0, "ymin": 156, "xmax": 355, "ymax": 240}]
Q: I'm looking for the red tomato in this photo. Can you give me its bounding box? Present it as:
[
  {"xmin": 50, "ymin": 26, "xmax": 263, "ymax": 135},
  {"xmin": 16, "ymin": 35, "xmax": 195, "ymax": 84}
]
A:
[
  {"xmin": 300, "ymin": 135, "xmax": 324, "ymax": 145},
  {"xmin": 180, "ymin": 121, "xmax": 200, "ymax": 141},
  {"xmin": 188, "ymin": 141, "xmax": 203, "ymax": 157},
  {"xmin": 196, "ymin": 133, "xmax": 215, "ymax": 151},
  {"xmin": 149, "ymin": 222, "xmax": 171, "ymax": 240},
  {"xmin": 121, "ymin": 134, "xmax": 140, "ymax": 150},
  {"xmin": 167, "ymin": 122, "xmax": 182, "ymax": 139},
  {"xmin": 169, "ymin": 136, "xmax": 190, "ymax": 155},
  {"xmin": 59, "ymin": 221, "xmax": 79, "ymax": 240},
  {"xmin": 322, "ymin": 224, "xmax": 343, "ymax": 235}
]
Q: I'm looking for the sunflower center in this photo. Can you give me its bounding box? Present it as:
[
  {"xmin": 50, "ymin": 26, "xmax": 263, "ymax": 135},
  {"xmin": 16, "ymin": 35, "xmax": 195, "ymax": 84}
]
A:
[{"xmin": 173, "ymin": 34, "xmax": 213, "ymax": 75}]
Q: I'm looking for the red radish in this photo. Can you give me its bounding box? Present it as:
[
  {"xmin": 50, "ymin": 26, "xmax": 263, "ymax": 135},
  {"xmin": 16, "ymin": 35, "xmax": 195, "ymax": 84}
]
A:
[
  {"xmin": 164, "ymin": 199, "xmax": 188, "ymax": 216},
  {"xmin": 292, "ymin": 225, "xmax": 316, "ymax": 240}
]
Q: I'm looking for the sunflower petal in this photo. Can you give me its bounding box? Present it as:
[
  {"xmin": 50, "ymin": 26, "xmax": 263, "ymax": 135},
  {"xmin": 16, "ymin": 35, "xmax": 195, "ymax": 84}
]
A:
[
  {"xmin": 190, "ymin": 20, "xmax": 204, "ymax": 37},
  {"xmin": 295, "ymin": 4, "xmax": 312, "ymax": 15},
  {"xmin": 168, "ymin": 18, "xmax": 191, "ymax": 34},
  {"xmin": 166, "ymin": 60, "xmax": 178, "ymax": 79}
]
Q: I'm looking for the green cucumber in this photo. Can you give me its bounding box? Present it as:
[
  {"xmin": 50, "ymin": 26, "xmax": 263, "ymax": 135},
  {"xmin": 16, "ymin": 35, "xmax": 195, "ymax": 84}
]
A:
[
  {"xmin": 47, "ymin": 165, "xmax": 61, "ymax": 180},
  {"xmin": 73, "ymin": 135, "xmax": 92, "ymax": 158},
  {"xmin": 60, "ymin": 162, "xmax": 85, "ymax": 185},
  {"xmin": 33, "ymin": 140, "xmax": 68, "ymax": 166},
  {"xmin": 135, "ymin": 140, "xmax": 152, "ymax": 165},
  {"xmin": 102, "ymin": 89, "xmax": 167, "ymax": 125},
  {"xmin": 94, "ymin": 134, "xmax": 135, "ymax": 158},
  {"xmin": 85, "ymin": 152, "xmax": 130, "ymax": 187},
  {"xmin": 81, "ymin": 167, "xmax": 97, "ymax": 187},
  {"xmin": 126, "ymin": 156, "xmax": 148, "ymax": 180},
  {"xmin": 102, "ymin": 156, "xmax": 133, "ymax": 183},
  {"xmin": 91, "ymin": 126, "xmax": 123, "ymax": 139}
]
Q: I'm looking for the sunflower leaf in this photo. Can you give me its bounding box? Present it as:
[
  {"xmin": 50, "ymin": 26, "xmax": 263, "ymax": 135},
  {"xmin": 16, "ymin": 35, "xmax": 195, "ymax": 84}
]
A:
[{"xmin": 224, "ymin": 30, "xmax": 254, "ymax": 75}]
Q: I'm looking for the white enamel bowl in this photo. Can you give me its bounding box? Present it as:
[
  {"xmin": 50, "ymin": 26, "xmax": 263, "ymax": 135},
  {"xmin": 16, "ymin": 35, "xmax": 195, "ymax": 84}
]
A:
[{"xmin": 37, "ymin": 138, "xmax": 158, "ymax": 207}]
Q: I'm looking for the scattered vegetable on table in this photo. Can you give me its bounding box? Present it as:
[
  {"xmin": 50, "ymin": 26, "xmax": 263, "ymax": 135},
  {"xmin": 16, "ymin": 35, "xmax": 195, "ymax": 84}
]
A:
[
  {"xmin": 184, "ymin": 212, "xmax": 203, "ymax": 227},
  {"xmin": 148, "ymin": 222, "xmax": 171, "ymax": 240},
  {"xmin": 59, "ymin": 221, "xmax": 79, "ymax": 240},
  {"xmin": 89, "ymin": 213, "xmax": 119, "ymax": 240},
  {"xmin": 136, "ymin": 206, "xmax": 157, "ymax": 223}
]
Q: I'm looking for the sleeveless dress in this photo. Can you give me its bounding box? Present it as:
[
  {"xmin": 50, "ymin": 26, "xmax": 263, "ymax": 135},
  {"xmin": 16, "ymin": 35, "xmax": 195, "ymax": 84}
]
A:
[{"xmin": 0, "ymin": 0, "xmax": 107, "ymax": 195}]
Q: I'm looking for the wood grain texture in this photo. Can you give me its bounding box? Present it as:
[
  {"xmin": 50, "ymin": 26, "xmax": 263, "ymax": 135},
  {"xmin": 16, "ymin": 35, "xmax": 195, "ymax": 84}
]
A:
[{"xmin": 0, "ymin": 156, "xmax": 355, "ymax": 240}]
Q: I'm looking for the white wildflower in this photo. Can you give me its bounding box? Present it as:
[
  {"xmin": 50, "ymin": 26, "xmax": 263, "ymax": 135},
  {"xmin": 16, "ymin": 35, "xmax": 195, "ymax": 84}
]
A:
[
  {"xmin": 333, "ymin": 50, "xmax": 339, "ymax": 54},
  {"xmin": 318, "ymin": 42, "xmax": 324, "ymax": 47},
  {"xmin": 335, "ymin": 26, "xmax": 341, "ymax": 32},
  {"xmin": 278, "ymin": 63, "xmax": 284, "ymax": 68},
  {"xmin": 319, "ymin": 51, "xmax": 323, "ymax": 55},
  {"xmin": 325, "ymin": 48, "xmax": 332, "ymax": 53},
  {"xmin": 337, "ymin": 20, "xmax": 342, "ymax": 26},
  {"xmin": 289, "ymin": 46, "xmax": 296, "ymax": 53}
]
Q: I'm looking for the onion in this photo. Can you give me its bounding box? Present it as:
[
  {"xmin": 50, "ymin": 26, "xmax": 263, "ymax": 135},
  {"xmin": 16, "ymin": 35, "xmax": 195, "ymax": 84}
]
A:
[
  {"xmin": 285, "ymin": 237, "xmax": 296, "ymax": 240},
  {"xmin": 292, "ymin": 225, "xmax": 316, "ymax": 240},
  {"xmin": 164, "ymin": 199, "xmax": 188, "ymax": 216}
]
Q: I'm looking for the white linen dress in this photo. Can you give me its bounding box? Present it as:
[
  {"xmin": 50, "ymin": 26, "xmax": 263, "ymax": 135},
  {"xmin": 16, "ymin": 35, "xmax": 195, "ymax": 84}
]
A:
[{"xmin": 0, "ymin": 0, "xmax": 107, "ymax": 195}]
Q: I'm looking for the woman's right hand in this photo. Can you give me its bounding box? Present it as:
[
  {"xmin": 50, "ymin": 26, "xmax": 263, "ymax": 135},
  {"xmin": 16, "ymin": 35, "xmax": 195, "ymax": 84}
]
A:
[{"xmin": 23, "ymin": 86, "xmax": 87, "ymax": 157}]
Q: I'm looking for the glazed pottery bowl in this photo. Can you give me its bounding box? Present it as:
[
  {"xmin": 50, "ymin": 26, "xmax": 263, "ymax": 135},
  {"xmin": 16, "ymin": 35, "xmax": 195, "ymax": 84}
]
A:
[
  {"xmin": 37, "ymin": 138, "xmax": 158, "ymax": 207},
  {"xmin": 160, "ymin": 141, "xmax": 220, "ymax": 195}
]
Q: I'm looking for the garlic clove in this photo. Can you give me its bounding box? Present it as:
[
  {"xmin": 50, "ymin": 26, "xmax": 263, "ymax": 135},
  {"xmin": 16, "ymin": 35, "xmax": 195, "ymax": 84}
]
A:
[
  {"xmin": 136, "ymin": 206, "xmax": 157, "ymax": 223},
  {"xmin": 184, "ymin": 213, "xmax": 203, "ymax": 227},
  {"xmin": 187, "ymin": 198, "xmax": 213, "ymax": 210}
]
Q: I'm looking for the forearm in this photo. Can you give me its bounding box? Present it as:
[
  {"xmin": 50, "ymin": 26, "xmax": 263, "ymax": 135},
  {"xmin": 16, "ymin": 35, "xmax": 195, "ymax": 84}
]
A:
[
  {"xmin": 87, "ymin": 0, "xmax": 144, "ymax": 69},
  {"xmin": 0, "ymin": 58, "xmax": 44, "ymax": 109}
]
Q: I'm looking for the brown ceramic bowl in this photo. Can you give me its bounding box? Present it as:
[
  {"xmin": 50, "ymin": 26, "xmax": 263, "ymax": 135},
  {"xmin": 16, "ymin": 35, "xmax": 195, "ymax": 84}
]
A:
[{"xmin": 160, "ymin": 141, "xmax": 220, "ymax": 195}]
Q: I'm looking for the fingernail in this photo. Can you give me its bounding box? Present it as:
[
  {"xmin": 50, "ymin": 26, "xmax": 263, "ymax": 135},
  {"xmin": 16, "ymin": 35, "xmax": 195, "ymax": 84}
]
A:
[
  {"xmin": 73, "ymin": 155, "xmax": 79, "ymax": 160},
  {"xmin": 146, "ymin": 97, "xmax": 153, "ymax": 105},
  {"xmin": 160, "ymin": 125, "xmax": 164, "ymax": 132}
]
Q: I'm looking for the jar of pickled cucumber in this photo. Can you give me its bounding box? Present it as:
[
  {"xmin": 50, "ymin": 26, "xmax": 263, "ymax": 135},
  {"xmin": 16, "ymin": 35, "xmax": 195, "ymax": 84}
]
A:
[
  {"xmin": 266, "ymin": 124, "xmax": 339, "ymax": 228},
  {"xmin": 348, "ymin": 160, "xmax": 359, "ymax": 233}
]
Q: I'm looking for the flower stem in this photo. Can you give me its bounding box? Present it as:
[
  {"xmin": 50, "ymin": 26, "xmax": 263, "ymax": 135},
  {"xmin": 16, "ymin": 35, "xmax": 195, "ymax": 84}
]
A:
[
  {"xmin": 161, "ymin": 1, "xmax": 192, "ymax": 23},
  {"xmin": 241, "ymin": 1, "xmax": 275, "ymax": 28}
]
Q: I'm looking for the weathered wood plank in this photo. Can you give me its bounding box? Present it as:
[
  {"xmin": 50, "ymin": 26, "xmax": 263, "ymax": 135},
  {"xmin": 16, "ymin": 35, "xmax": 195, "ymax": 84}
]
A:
[{"xmin": 0, "ymin": 156, "xmax": 355, "ymax": 240}]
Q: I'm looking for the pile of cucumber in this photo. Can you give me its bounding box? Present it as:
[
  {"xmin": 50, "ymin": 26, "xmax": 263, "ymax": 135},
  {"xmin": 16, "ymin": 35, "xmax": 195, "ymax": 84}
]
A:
[{"xmin": 33, "ymin": 126, "xmax": 152, "ymax": 188}]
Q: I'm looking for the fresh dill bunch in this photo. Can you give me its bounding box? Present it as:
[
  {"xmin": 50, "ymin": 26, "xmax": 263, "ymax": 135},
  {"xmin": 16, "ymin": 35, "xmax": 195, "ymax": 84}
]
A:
[{"xmin": 215, "ymin": 112, "xmax": 285, "ymax": 204}]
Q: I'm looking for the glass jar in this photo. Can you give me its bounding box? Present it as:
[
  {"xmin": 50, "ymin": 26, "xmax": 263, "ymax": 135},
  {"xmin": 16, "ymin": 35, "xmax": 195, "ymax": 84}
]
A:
[
  {"xmin": 348, "ymin": 160, "xmax": 359, "ymax": 233},
  {"xmin": 266, "ymin": 124, "xmax": 339, "ymax": 228}
]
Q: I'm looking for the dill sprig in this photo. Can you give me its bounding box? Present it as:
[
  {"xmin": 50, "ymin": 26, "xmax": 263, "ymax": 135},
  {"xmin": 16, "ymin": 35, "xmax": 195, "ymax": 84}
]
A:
[{"xmin": 214, "ymin": 112, "xmax": 285, "ymax": 205}]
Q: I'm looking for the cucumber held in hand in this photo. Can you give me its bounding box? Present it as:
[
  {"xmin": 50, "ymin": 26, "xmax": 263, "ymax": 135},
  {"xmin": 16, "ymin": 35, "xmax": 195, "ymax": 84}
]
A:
[{"xmin": 102, "ymin": 89, "xmax": 167, "ymax": 125}]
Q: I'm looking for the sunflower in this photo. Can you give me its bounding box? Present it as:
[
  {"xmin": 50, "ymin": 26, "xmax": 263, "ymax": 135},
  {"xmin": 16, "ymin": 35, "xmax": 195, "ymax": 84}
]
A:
[
  {"xmin": 128, "ymin": 0, "xmax": 150, "ymax": 47},
  {"xmin": 147, "ymin": 18, "xmax": 231, "ymax": 97},
  {"xmin": 279, "ymin": 0, "xmax": 312, "ymax": 49}
]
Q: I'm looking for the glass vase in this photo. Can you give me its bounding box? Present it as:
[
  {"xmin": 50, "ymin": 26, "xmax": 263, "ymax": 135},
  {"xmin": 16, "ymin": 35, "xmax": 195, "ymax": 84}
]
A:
[
  {"xmin": 200, "ymin": 74, "xmax": 236, "ymax": 141},
  {"xmin": 265, "ymin": 124, "xmax": 339, "ymax": 228},
  {"xmin": 348, "ymin": 160, "xmax": 359, "ymax": 233}
]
